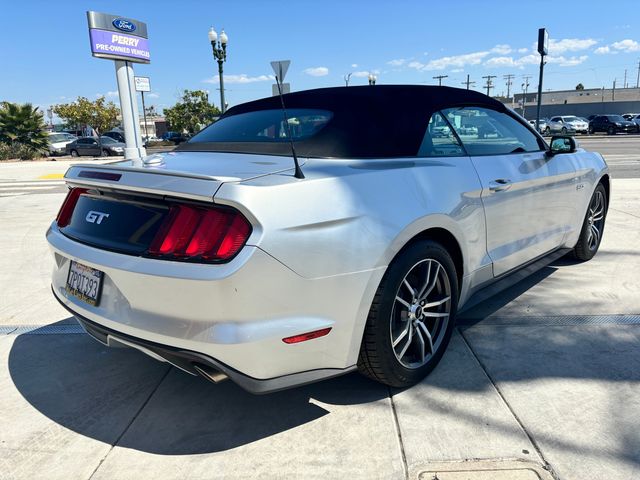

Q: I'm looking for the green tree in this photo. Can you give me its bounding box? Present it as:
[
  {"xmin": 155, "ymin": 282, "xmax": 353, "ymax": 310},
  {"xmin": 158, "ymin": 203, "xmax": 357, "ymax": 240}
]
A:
[
  {"xmin": 575, "ymin": 83, "xmax": 585, "ymax": 91},
  {"xmin": 53, "ymin": 96, "xmax": 119, "ymax": 134},
  {"xmin": 0, "ymin": 102, "xmax": 49, "ymax": 157},
  {"xmin": 164, "ymin": 90, "xmax": 221, "ymax": 134}
]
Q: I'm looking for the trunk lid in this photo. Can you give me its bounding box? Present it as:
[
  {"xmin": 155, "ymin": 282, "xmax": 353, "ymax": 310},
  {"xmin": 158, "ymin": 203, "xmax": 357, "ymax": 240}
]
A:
[{"xmin": 64, "ymin": 151, "xmax": 301, "ymax": 202}]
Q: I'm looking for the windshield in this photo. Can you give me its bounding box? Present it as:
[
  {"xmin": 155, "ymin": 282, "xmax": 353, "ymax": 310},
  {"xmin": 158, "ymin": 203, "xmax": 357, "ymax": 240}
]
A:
[
  {"xmin": 48, "ymin": 134, "xmax": 68, "ymax": 143},
  {"xmin": 608, "ymin": 115, "xmax": 626, "ymax": 122},
  {"xmin": 189, "ymin": 109, "xmax": 333, "ymax": 143},
  {"xmin": 99, "ymin": 136, "xmax": 117, "ymax": 144},
  {"xmin": 563, "ymin": 116, "xmax": 580, "ymax": 122}
]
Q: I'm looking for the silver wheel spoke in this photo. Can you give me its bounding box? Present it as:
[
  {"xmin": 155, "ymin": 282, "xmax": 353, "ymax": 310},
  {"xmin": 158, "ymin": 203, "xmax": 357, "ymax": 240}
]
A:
[
  {"xmin": 592, "ymin": 213, "xmax": 603, "ymax": 221},
  {"xmin": 395, "ymin": 296, "xmax": 411, "ymax": 308},
  {"xmin": 392, "ymin": 322, "xmax": 410, "ymax": 348},
  {"xmin": 415, "ymin": 326, "xmax": 426, "ymax": 363},
  {"xmin": 397, "ymin": 323, "xmax": 413, "ymax": 359},
  {"xmin": 403, "ymin": 279, "xmax": 416, "ymax": 298},
  {"xmin": 417, "ymin": 320, "xmax": 434, "ymax": 354},
  {"xmin": 423, "ymin": 296, "xmax": 451, "ymax": 309},
  {"xmin": 421, "ymin": 311, "xmax": 449, "ymax": 318},
  {"xmin": 416, "ymin": 261, "xmax": 432, "ymax": 299},
  {"xmin": 419, "ymin": 263, "xmax": 440, "ymax": 301},
  {"xmin": 591, "ymin": 224, "xmax": 600, "ymax": 245}
]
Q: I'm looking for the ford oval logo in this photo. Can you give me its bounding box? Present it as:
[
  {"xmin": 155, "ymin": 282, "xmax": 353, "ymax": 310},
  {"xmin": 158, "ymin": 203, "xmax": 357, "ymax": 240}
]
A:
[{"xmin": 112, "ymin": 18, "xmax": 136, "ymax": 33}]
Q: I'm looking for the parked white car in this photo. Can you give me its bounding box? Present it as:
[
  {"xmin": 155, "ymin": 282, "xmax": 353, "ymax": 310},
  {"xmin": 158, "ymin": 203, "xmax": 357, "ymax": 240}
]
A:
[
  {"xmin": 47, "ymin": 132, "xmax": 74, "ymax": 156},
  {"xmin": 47, "ymin": 86, "xmax": 610, "ymax": 393},
  {"xmin": 548, "ymin": 116, "xmax": 588, "ymax": 135}
]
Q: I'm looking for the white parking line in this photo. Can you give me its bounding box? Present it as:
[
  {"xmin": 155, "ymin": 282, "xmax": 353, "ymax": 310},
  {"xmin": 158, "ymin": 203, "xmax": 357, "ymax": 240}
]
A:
[
  {"xmin": 0, "ymin": 181, "xmax": 65, "ymax": 187},
  {"xmin": 0, "ymin": 186, "xmax": 59, "ymax": 191}
]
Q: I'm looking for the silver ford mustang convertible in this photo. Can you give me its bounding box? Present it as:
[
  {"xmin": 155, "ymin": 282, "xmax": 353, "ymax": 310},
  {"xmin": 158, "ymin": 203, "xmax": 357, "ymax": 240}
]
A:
[{"xmin": 48, "ymin": 86, "xmax": 609, "ymax": 393}]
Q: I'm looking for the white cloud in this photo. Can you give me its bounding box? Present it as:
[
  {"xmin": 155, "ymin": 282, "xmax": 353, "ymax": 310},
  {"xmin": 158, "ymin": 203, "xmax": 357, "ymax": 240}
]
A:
[
  {"xmin": 408, "ymin": 61, "xmax": 425, "ymax": 70},
  {"xmin": 304, "ymin": 66, "xmax": 329, "ymax": 76},
  {"xmin": 594, "ymin": 46, "xmax": 611, "ymax": 55},
  {"xmin": 451, "ymin": 68, "xmax": 464, "ymax": 73},
  {"xmin": 351, "ymin": 63, "xmax": 358, "ymax": 68},
  {"xmin": 546, "ymin": 38, "xmax": 597, "ymax": 55},
  {"xmin": 423, "ymin": 51, "xmax": 490, "ymax": 70},
  {"xmin": 518, "ymin": 47, "xmax": 528, "ymax": 54},
  {"xmin": 387, "ymin": 58, "xmax": 406, "ymax": 66},
  {"xmin": 352, "ymin": 71, "xmax": 373, "ymax": 78},
  {"xmin": 491, "ymin": 44, "xmax": 512, "ymax": 55},
  {"xmin": 147, "ymin": 93, "xmax": 160, "ymax": 98},
  {"xmin": 204, "ymin": 74, "xmax": 272, "ymax": 84},
  {"xmin": 547, "ymin": 55, "xmax": 589, "ymax": 67},
  {"xmin": 106, "ymin": 91, "xmax": 118, "ymax": 97},
  {"xmin": 611, "ymin": 39, "xmax": 640, "ymax": 52},
  {"xmin": 484, "ymin": 56, "xmax": 517, "ymax": 68}
]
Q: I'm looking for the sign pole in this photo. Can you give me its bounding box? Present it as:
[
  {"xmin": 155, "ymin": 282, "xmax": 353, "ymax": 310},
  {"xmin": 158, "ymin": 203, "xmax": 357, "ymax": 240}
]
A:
[
  {"xmin": 535, "ymin": 28, "xmax": 548, "ymax": 132},
  {"xmin": 140, "ymin": 91, "xmax": 147, "ymax": 143},
  {"xmin": 115, "ymin": 60, "xmax": 146, "ymax": 162}
]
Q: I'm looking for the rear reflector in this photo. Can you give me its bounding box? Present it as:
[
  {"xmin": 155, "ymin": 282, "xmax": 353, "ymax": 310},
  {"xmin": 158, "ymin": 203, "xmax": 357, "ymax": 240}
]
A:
[
  {"xmin": 282, "ymin": 328, "xmax": 332, "ymax": 344},
  {"xmin": 148, "ymin": 204, "xmax": 251, "ymax": 262},
  {"xmin": 55, "ymin": 188, "xmax": 89, "ymax": 228}
]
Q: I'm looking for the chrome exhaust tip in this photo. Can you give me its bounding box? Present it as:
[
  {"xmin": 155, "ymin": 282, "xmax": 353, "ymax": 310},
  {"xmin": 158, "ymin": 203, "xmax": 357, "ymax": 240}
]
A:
[{"xmin": 193, "ymin": 363, "xmax": 229, "ymax": 384}]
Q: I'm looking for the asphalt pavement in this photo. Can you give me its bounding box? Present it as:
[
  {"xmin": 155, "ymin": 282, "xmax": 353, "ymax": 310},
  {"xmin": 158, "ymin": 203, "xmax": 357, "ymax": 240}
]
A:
[{"xmin": 0, "ymin": 137, "xmax": 639, "ymax": 479}]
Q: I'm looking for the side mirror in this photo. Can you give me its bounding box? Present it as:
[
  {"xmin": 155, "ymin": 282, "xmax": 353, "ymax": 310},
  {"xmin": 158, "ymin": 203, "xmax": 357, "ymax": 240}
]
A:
[{"xmin": 548, "ymin": 136, "xmax": 576, "ymax": 156}]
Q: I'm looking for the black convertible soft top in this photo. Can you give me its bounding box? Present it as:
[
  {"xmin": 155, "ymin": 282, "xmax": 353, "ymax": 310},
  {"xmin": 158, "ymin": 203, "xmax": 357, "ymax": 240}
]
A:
[{"xmin": 178, "ymin": 85, "xmax": 509, "ymax": 158}]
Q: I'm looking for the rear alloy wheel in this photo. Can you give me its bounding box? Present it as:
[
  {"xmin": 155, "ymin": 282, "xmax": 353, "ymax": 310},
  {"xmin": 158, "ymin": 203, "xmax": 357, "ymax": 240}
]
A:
[
  {"xmin": 70, "ymin": 150, "xmax": 79, "ymax": 157},
  {"xmin": 561, "ymin": 126, "xmax": 567, "ymax": 134},
  {"xmin": 358, "ymin": 240, "xmax": 458, "ymax": 388},
  {"xmin": 101, "ymin": 149, "xmax": 109, "ymax": 157},
  {"xmin": 608, "ymin": 126, "xmax": 615, "ymax": 135},
  {"xmin": 572, "ymin": 183, "xmax": 607, "ymax": 261},
  {"xmin": 544, "ymin": 126, "xmax": 550, "ymax": 135}
]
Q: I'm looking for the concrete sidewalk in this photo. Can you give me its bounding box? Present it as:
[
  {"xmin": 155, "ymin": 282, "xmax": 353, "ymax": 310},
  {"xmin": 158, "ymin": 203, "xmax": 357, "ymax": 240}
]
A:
[{"xmin": 1, "ymin": 180, "xmax": 639, "ymax": 479}]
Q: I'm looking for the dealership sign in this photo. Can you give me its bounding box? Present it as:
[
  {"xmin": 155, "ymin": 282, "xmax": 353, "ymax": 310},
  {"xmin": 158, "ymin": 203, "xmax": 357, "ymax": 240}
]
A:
[{"xmin": 87, "ymin": 11, "xmax": 150, "ymax": 63}]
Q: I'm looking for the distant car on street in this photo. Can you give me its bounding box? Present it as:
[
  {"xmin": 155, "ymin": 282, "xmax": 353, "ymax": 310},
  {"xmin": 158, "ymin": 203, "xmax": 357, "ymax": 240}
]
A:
[
  {"xmin": 65, "ymin": 136, "xmax": 125, "ymax": 157},
  {"xmin": 102, "ymin": 130, "xmax": 126, "ymax": 143},
  {"xmin": 589, "ymin": 115, "xmax": 639, "ymax": 135},
  {"xmin": 161, "ymin": 131, "xmax": 190, "ymax": 144},
  {"xmin": 628, "ymin": 114, "xmax": 640, "ymax": 129},
  {"xmin": 548, "ymin": 116, "xmax": 586, "ymax": 135},
  {"xmin": 528, "ymin": 118, "xmax": 549, "ymax": 134},
  {"xmin": 47, "ymin": 132, "xmax": 74, "ymax": 156},
  {"xmin": 622, "ymin": 113, "xmax": 640, "ymax": 121}
]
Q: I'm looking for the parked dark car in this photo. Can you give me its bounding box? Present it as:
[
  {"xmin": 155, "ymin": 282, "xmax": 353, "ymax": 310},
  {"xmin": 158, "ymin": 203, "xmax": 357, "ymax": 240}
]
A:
[
  {"xmin": 588, "ymin": 115, "xmax": 639, "ymax": 135},
  {"xmin": 66, "ymin": 136, "xmax": 125, "ymax": 157},
  {"xmin": 103, "ymin": 130, "xmax": 126, "ymax": 143},
  {"xmin": 161, "ymin": 131, "xmax": 190, "ymax": 144}
]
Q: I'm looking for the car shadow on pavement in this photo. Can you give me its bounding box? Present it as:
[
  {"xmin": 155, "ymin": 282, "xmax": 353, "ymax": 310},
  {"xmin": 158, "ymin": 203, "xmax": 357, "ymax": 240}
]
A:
[{"xmin": 7, "ymin": 322, "xmax": 389, "ymax": 455}]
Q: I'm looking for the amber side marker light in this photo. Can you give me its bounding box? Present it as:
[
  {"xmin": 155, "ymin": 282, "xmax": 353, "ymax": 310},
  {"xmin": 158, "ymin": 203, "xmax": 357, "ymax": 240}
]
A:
[{"xmin": 282, "ymin": 328, "xmax": 332, "ymax": 344}]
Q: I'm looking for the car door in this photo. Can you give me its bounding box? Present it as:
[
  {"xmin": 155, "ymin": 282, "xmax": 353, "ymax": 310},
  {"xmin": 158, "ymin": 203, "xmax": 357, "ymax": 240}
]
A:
[
  {"xmin": 444, "ymin": 106, "xmax": 579, "ymax": 277},
  {"xmin": 549, "ymin": 116, "xmax": 562, "ymax": 133}
]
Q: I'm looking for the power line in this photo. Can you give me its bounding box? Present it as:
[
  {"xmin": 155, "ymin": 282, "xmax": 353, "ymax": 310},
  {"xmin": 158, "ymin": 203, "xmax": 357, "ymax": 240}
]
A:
[
  {"xmin": 482, "ymin": 75, "xmax": 497, "ymax": 96},
  {"xmin": 433, "ymin": 75, "xmax": 448, "ymax": 86},
  {"xmin": 461, "ymin": 74, "xmax": 475, "ymax": 90}
]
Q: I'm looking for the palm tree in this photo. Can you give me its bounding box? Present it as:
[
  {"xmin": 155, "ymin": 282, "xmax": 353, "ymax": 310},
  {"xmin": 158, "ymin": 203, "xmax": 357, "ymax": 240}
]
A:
[{"xmin": 0, "ymin": 102, "xmax": 49, "ymax": 154}]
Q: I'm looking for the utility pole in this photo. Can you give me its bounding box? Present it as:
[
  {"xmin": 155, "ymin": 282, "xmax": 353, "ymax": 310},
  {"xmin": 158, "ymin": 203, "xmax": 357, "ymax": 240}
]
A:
[
  {"xmin": 624, "ymin": 69, "xmax": 628, "ymax": 88},
  {"xmin": 521, "ymin": 75, "xmax": 532, "ymax": 118},
  {"xmin": 433, "ymin": 74, "xmax": 448, "ymax": 86},
  {"xmin": 344, "ymin": 72, "xmax": 352, "ymax": 87},
  {"xmin": 636, "ymin": 59, "xmax": 640, "ymax": 88},
  {"xmin": 461, "ymin": 74, "xmax": 475, "ymax": 90},
  {"xmin": 612, "ymin": 79, "xmax": 616, "ymax": 101},
  {"xmin": 482, "ymin": 75, "xmax": 496, "ymax": 96},
  {"xmin": 504, "ymin": 74, "xmax": 515, "ymax": 100}
]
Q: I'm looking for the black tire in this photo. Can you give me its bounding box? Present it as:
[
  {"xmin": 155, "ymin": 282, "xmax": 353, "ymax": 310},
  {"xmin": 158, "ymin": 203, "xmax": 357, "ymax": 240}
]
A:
[
  {"xmin": 70, "ymin": 150, "xmax": 79, "ymax": 157},
  {"xmin": 571, "ymin": 183, "xmax": 607, "ymax": 261},
  {"xmin": 588, "ymin": 126, "xmax": 594, "ymax": 134},
  {"xmin": 544, "ymin": 126, "xmax": 550, "ymax": 135},
  {"xmin": 101, "ymin": 149, "xmax": 109, "ymax": 157},
  {"xmin": 358, "ymin": 240, "xmax": 459, "ymax": 388},
  {"xmin": 561, "ymin": 127, "xmax": 567, "ymax": 134},
  {"xmin": 608, "ymin": 126, "xmax": 615, "ymax": 135}
]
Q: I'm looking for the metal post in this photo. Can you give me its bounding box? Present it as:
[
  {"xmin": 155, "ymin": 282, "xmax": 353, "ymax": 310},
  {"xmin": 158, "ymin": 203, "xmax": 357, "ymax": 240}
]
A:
[
  {"xmin": 535, "ymin": 54, "xmax": 545, "ymax": 131},
  {"xmin": 140, "ymin": 91, "xmax": 148, "ymax": 144},
  {"xmin": 612, "ymin": 79, "xmax": 616, "ymax": 101},
  {"xmin": 114, "ymin": 60, "xmax": 146, "ymax": 162},
  {"xmin": 218, "ymin": 60, "xmax": 226, "ymax": 113}
]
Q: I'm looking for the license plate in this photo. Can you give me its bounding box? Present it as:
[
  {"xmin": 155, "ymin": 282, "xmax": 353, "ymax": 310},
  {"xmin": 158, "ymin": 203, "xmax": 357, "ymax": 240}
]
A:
[{"xmin": 66, "ymin": 261, "xmax": 104, "ymax": 306}]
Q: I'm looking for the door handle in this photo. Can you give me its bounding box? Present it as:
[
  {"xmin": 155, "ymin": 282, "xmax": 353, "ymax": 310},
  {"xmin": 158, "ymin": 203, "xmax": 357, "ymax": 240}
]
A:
[{"xmin": 488, "ymin": 179, "xmax": 512, "ymax": 192}]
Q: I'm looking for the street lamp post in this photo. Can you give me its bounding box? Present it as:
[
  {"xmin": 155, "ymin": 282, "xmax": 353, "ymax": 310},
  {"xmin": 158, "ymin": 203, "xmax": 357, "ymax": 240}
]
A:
[{"xmin": 208, "ymin": 27, "xmax": 228, "ymax": 113}]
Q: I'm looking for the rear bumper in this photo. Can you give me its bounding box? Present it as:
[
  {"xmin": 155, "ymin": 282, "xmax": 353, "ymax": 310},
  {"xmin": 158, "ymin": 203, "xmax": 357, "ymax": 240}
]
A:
[
  {"xmin": 55, "ymin": 297, "xmax": 355, "ymax": 394},
  {"xmin": 47, "ymin": 223, "xmax": 380, "ymax": 384}
]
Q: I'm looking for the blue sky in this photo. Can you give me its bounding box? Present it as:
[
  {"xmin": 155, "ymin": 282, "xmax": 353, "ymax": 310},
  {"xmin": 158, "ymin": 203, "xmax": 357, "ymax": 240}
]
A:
[{"xmin": 2, "ymin": 0, "xmax": 639, "ymax": 116}]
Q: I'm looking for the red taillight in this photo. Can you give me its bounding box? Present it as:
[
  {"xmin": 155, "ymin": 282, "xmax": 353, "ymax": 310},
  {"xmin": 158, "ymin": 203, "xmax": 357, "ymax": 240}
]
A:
[
  {"xmin": 56, "ymin": 188, "xmax": 89, "ymax": 227},
  {"xmin": 282, "ymin": 328, "xmax": 332, "ymax": 344},
  {"xmin": 148, "ymin": 205, "xmax": 251, "ymax": 262}
]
